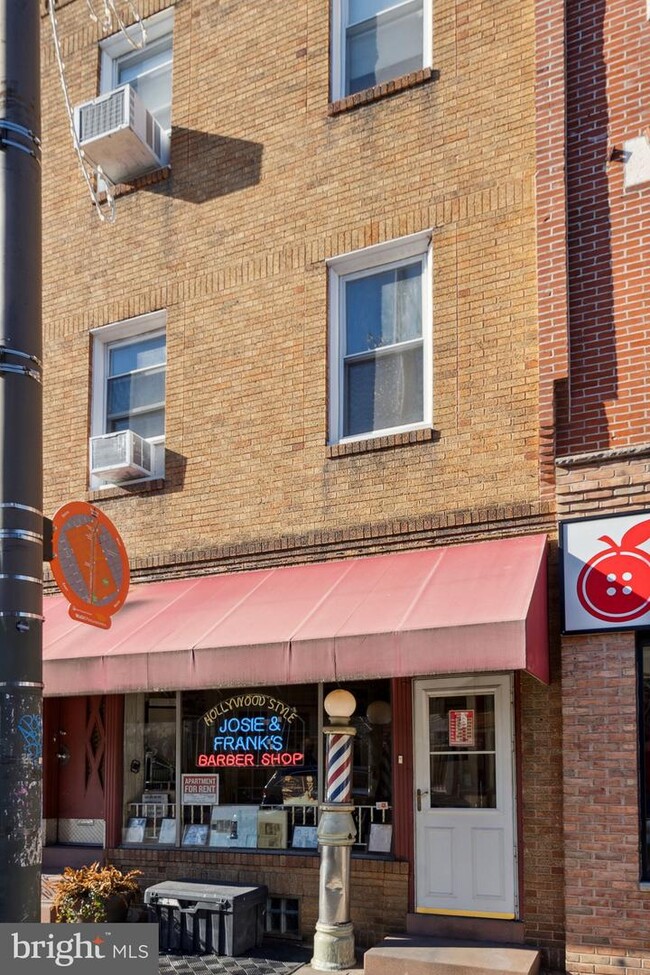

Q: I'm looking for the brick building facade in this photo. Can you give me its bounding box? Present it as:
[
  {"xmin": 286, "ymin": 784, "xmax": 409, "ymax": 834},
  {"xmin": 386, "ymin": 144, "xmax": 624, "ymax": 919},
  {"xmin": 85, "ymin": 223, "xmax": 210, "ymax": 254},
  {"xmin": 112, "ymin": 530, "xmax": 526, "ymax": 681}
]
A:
[
  {"xmin": 38, "ymin": 0, "xmax": 568, "ymax": 970},
  {"xmin": 557, "ymin": 2, "xmax": 650, "ymax": 975}
]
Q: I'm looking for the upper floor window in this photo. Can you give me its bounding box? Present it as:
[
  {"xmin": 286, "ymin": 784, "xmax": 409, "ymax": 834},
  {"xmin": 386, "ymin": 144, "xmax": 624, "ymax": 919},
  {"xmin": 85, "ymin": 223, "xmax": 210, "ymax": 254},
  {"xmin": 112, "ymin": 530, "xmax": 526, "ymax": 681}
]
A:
[
  {"xmin": 100, "ymin": 8, "xmax": 174, "ymax": 134},
  {"xmin": 105, "ymin": 332, "xmax": 166, "ymax": 438},
  {"xmin": 90, "ymin": 311, "xmax": 167, "ymax": 486},
  {"xmin": 332, "ymin": 0, "xmax": 430, "ymax": 100},
  {"xmin": 328, "ymin": 232, "xmax": 432, "ymax": 444}
]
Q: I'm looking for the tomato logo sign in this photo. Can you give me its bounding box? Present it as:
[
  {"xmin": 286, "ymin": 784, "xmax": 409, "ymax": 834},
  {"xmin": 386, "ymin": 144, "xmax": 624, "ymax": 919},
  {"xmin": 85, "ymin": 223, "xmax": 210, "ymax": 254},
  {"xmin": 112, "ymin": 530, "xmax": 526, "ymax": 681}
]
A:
[{"xmin": 562, "ymin": 514, "xmax": 650, "ymax": 631}]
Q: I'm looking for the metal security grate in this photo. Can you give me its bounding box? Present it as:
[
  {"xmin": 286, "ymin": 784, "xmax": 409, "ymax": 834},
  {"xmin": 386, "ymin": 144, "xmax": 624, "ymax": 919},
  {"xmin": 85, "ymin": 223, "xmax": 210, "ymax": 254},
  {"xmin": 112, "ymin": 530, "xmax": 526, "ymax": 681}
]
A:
[
  {"xmin": 265, "ymin": 897, "xmax": 300, "ymax": 939},
  {"xmin": 78, "ymin": 89, "xmax": 126, "ymax": 141}
]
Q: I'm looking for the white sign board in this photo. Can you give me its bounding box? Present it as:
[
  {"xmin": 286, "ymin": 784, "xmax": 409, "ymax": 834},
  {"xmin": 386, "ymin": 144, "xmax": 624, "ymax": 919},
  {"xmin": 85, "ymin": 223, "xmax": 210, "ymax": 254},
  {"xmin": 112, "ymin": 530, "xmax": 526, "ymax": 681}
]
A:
[
  {"xmin": 182, "ymin": 773, "xmax": 219, "ymax": 804},
  {"xmin": 561, "ymin": 512, "xmax": 650, "ymax": 631}
]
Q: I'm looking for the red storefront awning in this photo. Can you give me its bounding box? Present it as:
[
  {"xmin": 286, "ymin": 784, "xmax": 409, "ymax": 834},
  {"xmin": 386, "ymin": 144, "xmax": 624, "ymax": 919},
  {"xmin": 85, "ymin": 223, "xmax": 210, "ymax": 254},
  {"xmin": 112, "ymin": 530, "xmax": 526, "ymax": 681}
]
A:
[{"xmin": 42, "ymin": 533, "xmax": 549, "ymax": 695}]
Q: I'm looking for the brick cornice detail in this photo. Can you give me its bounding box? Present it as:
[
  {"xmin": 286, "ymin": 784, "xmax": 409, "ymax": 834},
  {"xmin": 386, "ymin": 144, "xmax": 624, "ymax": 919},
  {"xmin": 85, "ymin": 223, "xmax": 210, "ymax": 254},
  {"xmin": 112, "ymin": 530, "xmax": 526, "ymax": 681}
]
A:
[
  {"xmin": 556, "ymin": 442, "xmax": 650, "ymax": 468},
  {"xmin": 44, "ymin": 500, "xmax": 556, "ymax": 590}
]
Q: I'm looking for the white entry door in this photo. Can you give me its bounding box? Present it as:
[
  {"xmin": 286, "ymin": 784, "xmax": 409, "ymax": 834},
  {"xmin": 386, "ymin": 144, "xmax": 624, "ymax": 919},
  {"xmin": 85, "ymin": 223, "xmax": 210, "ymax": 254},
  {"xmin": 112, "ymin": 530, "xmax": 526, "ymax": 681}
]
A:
[{"xmin": 414, "ymin": 674, "xmax": 517, "ymax": 918}]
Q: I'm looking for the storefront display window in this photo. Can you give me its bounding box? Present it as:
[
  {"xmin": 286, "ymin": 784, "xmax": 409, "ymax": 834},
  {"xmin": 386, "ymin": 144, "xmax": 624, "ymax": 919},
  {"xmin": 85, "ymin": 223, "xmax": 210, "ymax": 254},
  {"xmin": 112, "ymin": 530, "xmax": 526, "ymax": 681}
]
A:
[
  {"xmin": 123, "ymin": 692, "xmax": 177, "ymax": 844},
  {"xmin": 121, "ymin": 680, "xmax": 392, "ymax": 852}
]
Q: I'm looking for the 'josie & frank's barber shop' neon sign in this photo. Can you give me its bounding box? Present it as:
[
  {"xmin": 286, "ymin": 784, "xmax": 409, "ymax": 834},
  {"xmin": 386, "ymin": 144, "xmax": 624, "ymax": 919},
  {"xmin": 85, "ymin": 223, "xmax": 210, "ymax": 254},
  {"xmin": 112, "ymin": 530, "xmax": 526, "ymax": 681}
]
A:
[{"xmin": 196, "ymin": 694, "xmax": 305, "ymax": 768}]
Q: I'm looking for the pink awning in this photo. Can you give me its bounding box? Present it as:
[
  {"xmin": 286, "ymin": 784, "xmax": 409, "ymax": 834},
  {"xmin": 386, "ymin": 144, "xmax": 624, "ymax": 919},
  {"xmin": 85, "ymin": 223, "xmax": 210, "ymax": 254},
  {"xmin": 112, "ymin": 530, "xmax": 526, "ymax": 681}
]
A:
[{"xmin": 42, "ymin": 534, "xmax": 549, "ymax": 695}]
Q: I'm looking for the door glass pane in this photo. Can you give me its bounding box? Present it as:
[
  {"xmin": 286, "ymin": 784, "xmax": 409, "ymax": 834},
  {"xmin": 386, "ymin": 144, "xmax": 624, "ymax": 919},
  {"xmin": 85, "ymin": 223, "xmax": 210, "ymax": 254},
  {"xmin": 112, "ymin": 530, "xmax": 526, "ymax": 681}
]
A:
[
  {"xmin": 428, "ymin": 694, "xmax": 497, "ymax": 809},
  {"xmin": 344, "ymin": 345, "xmax": 423, "ymax": 436},
  {"xmin": 347, "ymin": 2, "xmax": 423, "ymax": 95}
]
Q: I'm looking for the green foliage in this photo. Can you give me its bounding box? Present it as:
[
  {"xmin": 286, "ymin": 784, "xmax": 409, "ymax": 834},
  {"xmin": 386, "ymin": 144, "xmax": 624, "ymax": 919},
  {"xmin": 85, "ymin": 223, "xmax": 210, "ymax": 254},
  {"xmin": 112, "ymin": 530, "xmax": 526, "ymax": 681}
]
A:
[{"xmin": 53, "ymin": 862, "xmax": 143, "ymax": 923}]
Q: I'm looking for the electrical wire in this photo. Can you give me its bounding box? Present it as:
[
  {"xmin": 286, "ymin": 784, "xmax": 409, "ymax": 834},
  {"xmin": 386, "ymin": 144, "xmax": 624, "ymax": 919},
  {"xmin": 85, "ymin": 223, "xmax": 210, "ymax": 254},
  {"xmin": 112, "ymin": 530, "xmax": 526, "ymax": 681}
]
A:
[
  {"xmin": 46, "ymin": 0, "xmax": 148, "ymax": 223},
  {"xmin": 85, "ymin": 0, "xmax": 147, "ymax": 51}
]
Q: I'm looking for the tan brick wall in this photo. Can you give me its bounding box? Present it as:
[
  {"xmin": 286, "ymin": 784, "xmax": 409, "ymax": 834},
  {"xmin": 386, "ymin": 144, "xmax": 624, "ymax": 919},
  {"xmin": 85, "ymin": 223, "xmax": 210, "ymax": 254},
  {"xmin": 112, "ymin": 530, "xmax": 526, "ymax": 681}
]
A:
[
  {"xmin": 108, "ymin": 846, "xmax": 409, "ymax": 949},
  {"xmin": 41, "ymin": 0, "xmax": 542, "ymax": 567},
  {"xmin": 40, "ymin": 0, "xmax": 564, "ymax": 965}
]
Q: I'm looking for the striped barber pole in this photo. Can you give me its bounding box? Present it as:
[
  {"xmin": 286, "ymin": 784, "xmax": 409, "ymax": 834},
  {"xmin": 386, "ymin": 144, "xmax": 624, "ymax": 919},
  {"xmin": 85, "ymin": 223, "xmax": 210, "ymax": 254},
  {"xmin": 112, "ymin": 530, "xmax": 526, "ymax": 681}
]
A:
[{"xmin": 326, "ymin": 732, "xmax": 353, "ymax": 802}]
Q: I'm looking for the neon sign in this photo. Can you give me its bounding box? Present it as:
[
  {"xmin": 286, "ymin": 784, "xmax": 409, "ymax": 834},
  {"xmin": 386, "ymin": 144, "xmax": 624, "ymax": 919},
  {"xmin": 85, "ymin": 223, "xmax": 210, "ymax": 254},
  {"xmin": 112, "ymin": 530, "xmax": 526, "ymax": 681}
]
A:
[
  {"xmin": 201, "ymin": 694, "xmax": 298, "ymax": 727},
  {"xmin": 197, "ymin": 696, "xmax": 305, "ymax": 769},
  {"xmin": 197, "ymin": 751, "xmax": 305, "ymax": 768}
]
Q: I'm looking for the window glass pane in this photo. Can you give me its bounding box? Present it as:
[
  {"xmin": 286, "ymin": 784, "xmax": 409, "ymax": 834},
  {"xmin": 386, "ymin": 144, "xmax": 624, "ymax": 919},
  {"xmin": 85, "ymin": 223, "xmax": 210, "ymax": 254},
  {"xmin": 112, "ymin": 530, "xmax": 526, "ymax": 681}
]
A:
[
  {"xmin": 346, "ymin": 262, "xmax": 422, "ymax": 355},
  {"xmin": 121, "ymin": 681, "xmax": 392, "ymax": 851},
  {"xmin": 428, "ymin": 694, "xmax": 497, "ymax": 809},
  {"xmin": 429, "ymin": 754, "xmax": 496, "ymax": 809},
  {"xmin": 107, "ymin": 368, "xmax": 165, "ymax": 416},
  {"xmin": 344, "ymin": 344, "xmax": 423, "ymax": 437},
  {"xmin": 122, "ymin": 692, "xmax": 176, "ymax": 845},
  {"xmin": 325, "ymin": 679, "xmax": 392, "ymax": 806},
  {"xmin": 109, "ymin": 335, "xmax": 166, "ymax": 376},
  {"xmin": 429, "ymin": 695, "xmax": 496, "ymax": 752},
  {"xmin": 125, "ymin": 68, "xmax": 172, "ymax": 130},
  {"xmin": 118, "ymin": 43, "xmax": 172, "ymax": 84},
  {"xmin": 109, "ymin": 408, "xmax": 165, "ymax": 439},
  {"xmin": 349, "ymin": 0, "xmax": 402, "ymax": 23},
  {"xmin": 347, "ymin": 3, "xmax": 423, "ymax": 94},
  {"xmin": 117, "ymin": 37, "xmax": 172, "ymax": 130}
]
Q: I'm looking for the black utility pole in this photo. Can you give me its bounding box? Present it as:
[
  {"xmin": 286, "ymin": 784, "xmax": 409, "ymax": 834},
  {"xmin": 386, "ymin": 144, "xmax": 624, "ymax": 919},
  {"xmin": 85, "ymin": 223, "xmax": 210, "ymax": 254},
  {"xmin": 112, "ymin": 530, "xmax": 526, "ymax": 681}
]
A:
[{"xmin": 0, "ymin": 0, "xmax": 43, "ymax": 921}]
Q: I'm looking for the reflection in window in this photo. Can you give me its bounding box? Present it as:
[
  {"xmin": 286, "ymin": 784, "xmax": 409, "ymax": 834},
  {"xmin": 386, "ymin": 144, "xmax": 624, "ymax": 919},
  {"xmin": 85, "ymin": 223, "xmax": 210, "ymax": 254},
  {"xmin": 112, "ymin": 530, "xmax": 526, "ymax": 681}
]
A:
[
  {"xmin": 346, "ymin": 0, "xmax": 424, "ymax": 95},
  {"xmin": 121, "ymin": 681, "xmax": 393, "ymax": 851},
  {"xmin": 329, "ymin": 232, "xmax": 431, "ymax": 445},
  {"xmin": 123, "ymin": 692, "xmax": 176, "ymax": 844},
  {"xmin": 106, "ymin": 332, "xmax": 166, "ymax": 438}
]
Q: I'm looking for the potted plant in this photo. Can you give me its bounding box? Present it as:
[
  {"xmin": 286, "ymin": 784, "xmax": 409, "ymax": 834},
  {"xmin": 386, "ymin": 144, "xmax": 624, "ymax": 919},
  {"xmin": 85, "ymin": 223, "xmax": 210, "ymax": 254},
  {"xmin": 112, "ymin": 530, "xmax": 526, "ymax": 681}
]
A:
[{"xmin": 53, "ymin": 862, "xmax": 143, "ymax": 923}]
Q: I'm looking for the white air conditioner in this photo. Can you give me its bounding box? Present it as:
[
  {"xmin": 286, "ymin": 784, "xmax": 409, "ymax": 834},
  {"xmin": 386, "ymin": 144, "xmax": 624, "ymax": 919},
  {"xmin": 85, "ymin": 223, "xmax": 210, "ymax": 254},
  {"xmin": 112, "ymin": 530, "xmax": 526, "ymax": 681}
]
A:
[
  {"xmin": 90, "ymin": 430, "xmax": 153, "ymax": 483},
  {"xmin": 74, "ymin": 84, "xmax": 169, "ymax": 185}
]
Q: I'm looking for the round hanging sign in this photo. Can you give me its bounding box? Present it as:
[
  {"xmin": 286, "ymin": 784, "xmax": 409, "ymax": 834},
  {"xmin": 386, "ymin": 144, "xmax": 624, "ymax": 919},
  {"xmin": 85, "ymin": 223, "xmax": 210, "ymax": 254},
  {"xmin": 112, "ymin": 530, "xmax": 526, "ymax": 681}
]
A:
[{"xmin": 50, "ymin": 501, "xmax": 130, "ymax": 629}]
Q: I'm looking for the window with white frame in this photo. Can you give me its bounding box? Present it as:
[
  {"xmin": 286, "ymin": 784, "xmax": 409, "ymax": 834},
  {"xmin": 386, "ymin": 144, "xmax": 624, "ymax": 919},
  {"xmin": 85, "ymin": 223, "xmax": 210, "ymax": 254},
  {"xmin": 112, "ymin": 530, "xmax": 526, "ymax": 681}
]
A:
[
  {"xmin": 328, "ymin": 232, "xmax": 432, "ymax": 444},
  {"xmin": 100, "ymin": 8, "xmax": 174, "ymax": 135},
  {"xmin": 90, "ymin": 311, "xmax": 167, "ymax": 484},
  {"xmin": 332, "ymin": 0, "xmax": 430, "ymax": 100}
]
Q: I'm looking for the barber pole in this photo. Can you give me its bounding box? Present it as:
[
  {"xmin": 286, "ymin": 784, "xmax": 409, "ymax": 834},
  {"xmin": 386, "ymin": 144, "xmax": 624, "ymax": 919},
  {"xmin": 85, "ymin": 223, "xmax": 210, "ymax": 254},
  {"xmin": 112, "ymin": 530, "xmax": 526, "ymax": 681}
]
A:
[
  {"xmin": 326, "ymin": 734, "xmax": 353, "ymax": 803},
  {"xmin": 312, "ymin": 690, "xmax": 357, "ymax": 972}
]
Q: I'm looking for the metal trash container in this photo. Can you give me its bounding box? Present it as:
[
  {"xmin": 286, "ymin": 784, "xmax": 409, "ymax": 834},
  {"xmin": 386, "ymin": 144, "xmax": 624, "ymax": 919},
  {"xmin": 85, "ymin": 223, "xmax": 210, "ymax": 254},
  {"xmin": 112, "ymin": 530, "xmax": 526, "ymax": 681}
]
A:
[{"xmin": 144, "ymin": 880, "xmax": 267, "ymax": 956}]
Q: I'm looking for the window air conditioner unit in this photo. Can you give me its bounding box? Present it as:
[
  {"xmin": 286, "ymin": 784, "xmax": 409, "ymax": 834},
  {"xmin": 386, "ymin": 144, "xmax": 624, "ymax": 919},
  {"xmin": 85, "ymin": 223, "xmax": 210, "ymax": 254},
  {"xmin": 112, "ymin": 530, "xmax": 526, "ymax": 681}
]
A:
[
  {"xmin": 74, "ymin": 84, "xmax": 169, "ymax": 185},
  {"xmin": 90, "ymin": 430, "xmax": 153, "ymax": 483}
]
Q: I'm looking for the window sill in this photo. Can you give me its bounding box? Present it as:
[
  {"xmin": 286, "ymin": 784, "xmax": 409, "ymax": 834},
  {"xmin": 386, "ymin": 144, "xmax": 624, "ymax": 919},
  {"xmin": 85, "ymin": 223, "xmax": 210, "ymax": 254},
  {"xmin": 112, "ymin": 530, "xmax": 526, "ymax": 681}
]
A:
[
  {"xmin": 97, "ymin": 164, "xmax": 170, "ymax": 203},
  {"xmin": 87, "ymin": 477, "xmax": 165, "ymax": 502},
  {"xmin": 327, "ymin": 427, "xmax": 437, "ymax": 459},
  {"xmin": 328, "ymin": 67, "xmax": 436, "ymax": 116}
]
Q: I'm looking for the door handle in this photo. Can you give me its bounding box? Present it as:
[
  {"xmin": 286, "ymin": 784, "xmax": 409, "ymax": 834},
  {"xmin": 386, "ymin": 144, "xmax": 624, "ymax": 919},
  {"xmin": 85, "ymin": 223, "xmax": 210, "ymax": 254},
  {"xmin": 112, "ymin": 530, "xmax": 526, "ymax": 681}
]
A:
[{"xmin": 416, "ymin": 788, "xmax": 429, "ymax": 811}]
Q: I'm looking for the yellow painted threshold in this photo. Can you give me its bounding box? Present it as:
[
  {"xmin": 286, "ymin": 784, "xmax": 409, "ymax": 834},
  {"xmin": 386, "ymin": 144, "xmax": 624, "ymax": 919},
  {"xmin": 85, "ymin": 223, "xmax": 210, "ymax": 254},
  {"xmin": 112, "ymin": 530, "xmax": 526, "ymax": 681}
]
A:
[{"xmin": 415, "ymin": 908, "xmax": 516, "ymax": 919}]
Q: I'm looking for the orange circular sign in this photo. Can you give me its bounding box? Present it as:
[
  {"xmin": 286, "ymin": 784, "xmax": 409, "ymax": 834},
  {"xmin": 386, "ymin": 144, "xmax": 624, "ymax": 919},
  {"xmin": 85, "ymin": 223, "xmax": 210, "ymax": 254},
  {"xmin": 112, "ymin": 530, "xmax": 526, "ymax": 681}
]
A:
[{"xmin": 50, "ymin": 501, "xmax": 130, "ymax": 629}]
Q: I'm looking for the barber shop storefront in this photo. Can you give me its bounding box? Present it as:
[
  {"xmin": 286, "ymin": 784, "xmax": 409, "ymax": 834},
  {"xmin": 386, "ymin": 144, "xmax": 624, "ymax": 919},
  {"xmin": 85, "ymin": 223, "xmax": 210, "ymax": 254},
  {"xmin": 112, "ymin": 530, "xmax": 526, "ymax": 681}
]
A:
[{"xmin": 41, "ymin": 534, "xmax": 551, "ymax": 947}]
